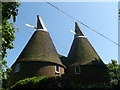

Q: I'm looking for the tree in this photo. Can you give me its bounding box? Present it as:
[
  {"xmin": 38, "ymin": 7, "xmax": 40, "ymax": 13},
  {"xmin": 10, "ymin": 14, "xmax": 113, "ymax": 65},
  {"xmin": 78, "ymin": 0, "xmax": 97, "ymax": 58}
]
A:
[
  {"xmin": 2, "ymin": 2, "xmax": 20, "ymax": 59},
  {"xmin": 107, "ymin": 60, "xmax": 120, "ymax": 86},
  {"xmin": 0, "ymin": 2, "xmax": 20, "ymax": 88}
]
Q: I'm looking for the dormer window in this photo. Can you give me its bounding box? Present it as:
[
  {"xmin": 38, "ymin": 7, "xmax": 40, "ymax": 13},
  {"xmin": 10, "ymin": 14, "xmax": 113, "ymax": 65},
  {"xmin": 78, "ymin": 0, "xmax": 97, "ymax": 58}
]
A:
[
  {"xmin": 75, "ymin": 66, "xmax": 80, "ymax": 74},
  {"xmin": 15, "ymin": 63, "xmax": 20, "ymax": 72},
  {"xmin": 55, "ymin": 65, "xmax": 60, "ymax": 74}
]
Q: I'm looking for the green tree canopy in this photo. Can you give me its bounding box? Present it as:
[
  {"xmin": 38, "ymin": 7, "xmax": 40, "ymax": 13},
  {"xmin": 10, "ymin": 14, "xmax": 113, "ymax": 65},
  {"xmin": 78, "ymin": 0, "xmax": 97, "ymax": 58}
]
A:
[
  {"xmin": 0, "ymin": 2, "xmax": 20, "ymax": 89},
  {"xmin": 107, "ymin": 60, "xmax": 120, "ymax": 86},
  {"xmin": 2, "ymin": 2, "xmax": 20, "ymax": 59}
]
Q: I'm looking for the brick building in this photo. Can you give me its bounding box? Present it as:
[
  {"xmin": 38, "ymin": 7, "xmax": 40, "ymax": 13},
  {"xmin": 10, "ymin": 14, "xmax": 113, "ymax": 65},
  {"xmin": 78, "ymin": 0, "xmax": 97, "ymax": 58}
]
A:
[
  {"xmin": 10, "ymin": 16, "xmax": 109, "ymax": 85},
  {"xmin": 10, "ymin": 16, "xmax": 65, "ymax": 85}
]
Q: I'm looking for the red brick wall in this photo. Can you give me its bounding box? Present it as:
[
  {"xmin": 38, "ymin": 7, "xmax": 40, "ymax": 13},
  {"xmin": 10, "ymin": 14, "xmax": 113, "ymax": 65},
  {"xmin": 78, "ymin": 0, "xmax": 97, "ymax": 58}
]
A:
[{"xmin": 10, "ymin": 61, "xmax": 64, "ymax": 85}]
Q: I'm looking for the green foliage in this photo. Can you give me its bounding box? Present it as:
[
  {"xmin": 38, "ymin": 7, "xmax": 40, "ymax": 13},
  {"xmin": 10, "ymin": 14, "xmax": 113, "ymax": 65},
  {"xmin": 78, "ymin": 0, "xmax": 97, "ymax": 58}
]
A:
[
  {"xmin": 79, "ymin": 83, "xmax": 110, "ymax": 89},
  {"xmin": 11, "ymin": 76, "xmax": 46, "ymax": 89},
  {"xmin": 107, "ymin": 60, "xmax": 120, "ymax": 86},
  {"xmin": 2, "ymin": 2, "xmax": 20, "ymax": 22},
  {"xmin": 2, "ymin": 20, "xmax": 18, "ymax": 58},
  {"xmin": 0, "ymin": 2, "xmax": 20, "ymax": 89},
  {"xmin": 9, "ymin": 76, "xmax": 113, "ymax": 89},
  {"xmin": 2, "ymin": 68, "xmax": 12, "ymax": 89},
  {"xmin": 2, "ymin": 2, "xmax": 20, "ymax": 59},
  {"xmin": 10, "ymin": 76, "xmax": 65, "ymax": 89}
]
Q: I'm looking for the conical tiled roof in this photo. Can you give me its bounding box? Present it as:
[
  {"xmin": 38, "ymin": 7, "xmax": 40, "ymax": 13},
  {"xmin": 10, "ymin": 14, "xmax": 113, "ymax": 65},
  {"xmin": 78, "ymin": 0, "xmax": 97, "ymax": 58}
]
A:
[
  {"xmin": 13, "ymin": 16, "xmax": 64, "ymax": 67},
  {"xmin": 67, "ymin": 22, "xmax": 105, "ymax": 66}
]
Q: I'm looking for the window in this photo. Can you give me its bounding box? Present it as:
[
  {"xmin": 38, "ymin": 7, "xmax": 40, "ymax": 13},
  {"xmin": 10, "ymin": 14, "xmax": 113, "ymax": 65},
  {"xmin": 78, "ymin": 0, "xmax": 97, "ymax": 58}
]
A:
[
  {"xmin": 15, "ymin": 63, "xmax": 20, "ymax": 72},
  {"xmin": 55, "ymin": 65, "xmax": 60, "ymax": 74},
  {"xmin": 75, "ymin": 66, "xmax": 80, "ymax": 74}
]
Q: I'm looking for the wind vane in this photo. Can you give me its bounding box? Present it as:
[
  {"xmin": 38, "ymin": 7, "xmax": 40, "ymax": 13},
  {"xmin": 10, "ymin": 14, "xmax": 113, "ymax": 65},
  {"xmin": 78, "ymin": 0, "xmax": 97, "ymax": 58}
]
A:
[
  {"xmin": 69, "ymin": 22, "xmax": 86, "ymax": 39},
  {"xmin": 25, "ymin": 15, "xmax": 48, "ymax": 31},
  {"xmin": 69, "ymin": 30, "xmax": 76, "ymax": 35}
]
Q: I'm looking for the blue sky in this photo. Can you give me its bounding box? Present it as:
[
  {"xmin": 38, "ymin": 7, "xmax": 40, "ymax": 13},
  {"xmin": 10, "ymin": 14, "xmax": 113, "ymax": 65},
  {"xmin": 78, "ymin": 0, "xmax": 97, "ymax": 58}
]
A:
[
  {"xmin": 118, "ymin": 1, "xmax": 120, "ymax": 64},
  {"xmin": 6, "ymin": 2, "xmax": 118, "ymax": 67}
]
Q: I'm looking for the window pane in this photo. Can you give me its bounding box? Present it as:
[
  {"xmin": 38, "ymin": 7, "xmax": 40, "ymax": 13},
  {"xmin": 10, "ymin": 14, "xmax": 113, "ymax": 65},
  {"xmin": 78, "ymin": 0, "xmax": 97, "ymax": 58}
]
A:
[
  {"xmin": 75, "ymin": 66, "xmax": 80, "ymax": 74},
  {"xmin": 55, "ymin": 65, "xmax": 60, "ymax": 74},
  {"xmin": 15, "ymin": 63, "xmax": 20, "ymax": 72},
  {"xmin": 56, "ymin": 66, "xmax": 59, "ymax": 72}
]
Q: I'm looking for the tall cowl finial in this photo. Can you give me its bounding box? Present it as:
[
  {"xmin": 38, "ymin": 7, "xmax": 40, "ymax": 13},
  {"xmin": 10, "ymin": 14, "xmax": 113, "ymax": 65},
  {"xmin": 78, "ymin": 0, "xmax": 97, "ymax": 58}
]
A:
[
  {"xmin": 74, "ymin": 22, "xmax": 86, "ymax": 39},
  {"xmin": 37, "ymin": 15, "xmax": 47, "ymax": 31}
]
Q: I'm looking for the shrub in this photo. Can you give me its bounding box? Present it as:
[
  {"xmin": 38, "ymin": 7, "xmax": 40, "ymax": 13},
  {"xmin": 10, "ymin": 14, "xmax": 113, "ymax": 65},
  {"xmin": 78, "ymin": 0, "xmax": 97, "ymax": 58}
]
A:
[
  {"xmin": 10, "ymin": 76, "xmax": 65, "ymax": 89},
  {"xmin": 9, "ymin": 75, "xmax": 116, "ymax": 89}
]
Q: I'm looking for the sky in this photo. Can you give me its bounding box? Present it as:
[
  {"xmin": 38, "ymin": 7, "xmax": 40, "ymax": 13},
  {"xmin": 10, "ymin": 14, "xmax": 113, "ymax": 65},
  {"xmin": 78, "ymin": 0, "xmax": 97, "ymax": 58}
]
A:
[
  {"xmin": 6, "ymin": 2, "xmax": 118, "ymax": 67},
  {"xmin": 118, "ymin": 1, "xmax": 120, "ymax": 64}
]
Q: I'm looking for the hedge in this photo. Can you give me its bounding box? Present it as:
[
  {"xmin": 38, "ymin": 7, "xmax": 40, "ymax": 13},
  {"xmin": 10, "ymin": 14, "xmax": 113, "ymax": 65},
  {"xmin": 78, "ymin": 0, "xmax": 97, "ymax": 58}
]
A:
[
  {"xmin": 8, "ymin": 76, "xmax": 119, "ymax": 89},
  {"xmin": 10, "ymin": 76, "xmax": 65, "ymax": 89}
]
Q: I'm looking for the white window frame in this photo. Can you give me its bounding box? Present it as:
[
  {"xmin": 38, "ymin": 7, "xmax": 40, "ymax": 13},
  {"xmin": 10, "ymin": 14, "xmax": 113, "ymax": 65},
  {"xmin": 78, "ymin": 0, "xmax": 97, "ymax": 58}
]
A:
[
  {"xmin": 15, "ymin": 63, "xmax": 20, "ymax": 72},
  {"xmin": 75, "ymin": 66, "xmax": 80, "ymax": 74},
  {"xmin": 55, "ymin": 65, "xmax": 60, "ymax": 74}
]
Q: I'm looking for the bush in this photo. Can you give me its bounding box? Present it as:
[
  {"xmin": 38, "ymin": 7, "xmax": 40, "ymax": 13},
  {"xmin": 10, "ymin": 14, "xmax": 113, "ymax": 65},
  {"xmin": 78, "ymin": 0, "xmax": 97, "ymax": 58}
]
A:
[
  {"xmin": 9, "ymin": 75, "xmax": 117, "ymax": 89},
  {"xmin": 80, "ymin": 83, "xmax": 111, "ymax": 89},
  {"xmin": 10, "ymin": 76, "xmax": 65, "ymax": 89}
]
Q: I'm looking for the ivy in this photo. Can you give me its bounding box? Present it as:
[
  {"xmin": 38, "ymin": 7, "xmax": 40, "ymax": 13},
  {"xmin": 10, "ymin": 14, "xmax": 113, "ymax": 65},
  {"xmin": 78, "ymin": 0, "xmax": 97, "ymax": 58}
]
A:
[{"xmin": 1, "ymin": 2, "xmax": 20, "ymax": 89}]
